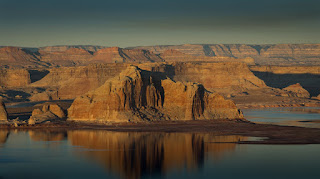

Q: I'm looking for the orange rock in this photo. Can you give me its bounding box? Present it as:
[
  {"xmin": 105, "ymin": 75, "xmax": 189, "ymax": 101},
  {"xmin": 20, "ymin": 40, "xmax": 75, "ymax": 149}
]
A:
[
  {"xmin": 0, "ymin": 100, "xmax": 8, "ymax": 121},
  {"xmin": 68, "ymin": 66, "xmax": 244, "ymax": 123},
  {"xmin": 283, "ymin": 83, "xmax": 310, "ymax": 98}
]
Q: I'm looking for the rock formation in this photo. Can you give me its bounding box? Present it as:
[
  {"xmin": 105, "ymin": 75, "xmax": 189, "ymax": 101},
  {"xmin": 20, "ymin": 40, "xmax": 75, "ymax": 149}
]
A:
[
  {"xmin": 0, "ymin": 68, "xmax": 31, "ymax": 87},
  {"xmin": 250, "ymin": 65, "xmax": 320, "ymax": 96},
  {"xmin": 0, "ymin": 46, "xmax": 48, "ymax": 68},
  {"xmin": 133, "ymin": 44, "xmax": 320, "ymax": 65},
  {"xmin": 68, "ymin": 66, "xmax": 244, "ymax": 122},
  {"xmin": 28, "ymin": 103, "xmax": 66, "ymax": 124},
  {"xmin": 282, "ymin": 83, "xmax": 310, "ymax": 98},
  {"xmin": 0, "ymin": 100, "xmax": 8, "ymax": 122},
  {"xmin": 30, "ymin": 62, "xmax": 266, "ymax": 100}
]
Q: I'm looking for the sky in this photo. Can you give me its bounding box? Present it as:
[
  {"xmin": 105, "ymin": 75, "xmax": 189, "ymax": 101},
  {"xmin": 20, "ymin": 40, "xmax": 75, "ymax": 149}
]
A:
[{"xmin": 0, "ymin": 0, "xmax": 319, "ymax": 47}]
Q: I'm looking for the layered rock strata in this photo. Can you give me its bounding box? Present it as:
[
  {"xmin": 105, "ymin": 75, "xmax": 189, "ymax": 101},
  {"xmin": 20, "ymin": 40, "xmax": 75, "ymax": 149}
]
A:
[{"xmin": 68, "ymin": 66, "xmax": 244, "ymax": 122}]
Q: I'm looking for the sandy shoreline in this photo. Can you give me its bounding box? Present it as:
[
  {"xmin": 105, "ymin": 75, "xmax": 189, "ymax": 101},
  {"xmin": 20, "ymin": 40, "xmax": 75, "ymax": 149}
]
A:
[{"xmin": 1, "ymin": 120, "xmax": 320, "ymax": 145}]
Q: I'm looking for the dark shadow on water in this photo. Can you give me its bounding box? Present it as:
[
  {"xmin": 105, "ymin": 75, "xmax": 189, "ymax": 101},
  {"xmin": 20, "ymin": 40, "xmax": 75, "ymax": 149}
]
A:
[{"xmin": 252, "ymin": 71, "xmax": 320, "ymax": 96}]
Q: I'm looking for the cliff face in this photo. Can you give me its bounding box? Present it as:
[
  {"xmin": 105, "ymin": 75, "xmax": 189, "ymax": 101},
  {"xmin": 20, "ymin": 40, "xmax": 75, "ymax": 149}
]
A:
[
  {"xmin": 170, "ymin": 62, "xmax": 266, "ymax": 91},
  {"xmin": 68, "ymin": 66, "xmax": 243, "ymax": 122},
  {"xmin": 0, "ymin": 69, "xmax": 31, "ymax": 87},
  {"xmin": 0, "ymin": 47, "xmax": 48, "ymax": 68},
  {"xmin": 250, "ymin": 66, "xmax": 320, "ymax": 96},
  {"xmin": 31, "ymin": 62, "xmax": 265, "ymax": 100},
  {"xmin": 39, "ymin": 48, "xmax": 93, "ymax": 66},
  {"xmin": 91, "ymin": 47, "xmax": 163, "ymax": 63},
  {"xmin": 132, "ymin": 44, "xmax": 320, "ymax": 65},
  {"xmin": 31, "ymin": 63, "xmax": 129, "ymax": 99}
]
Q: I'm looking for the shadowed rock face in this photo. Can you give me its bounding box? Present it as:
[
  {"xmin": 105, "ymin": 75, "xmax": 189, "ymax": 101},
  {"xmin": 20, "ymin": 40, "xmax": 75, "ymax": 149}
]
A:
[
  {"xmin": 0, "ymin": 100, "xmax": 8, "ymax": 121},
  {"xmin": 68, "ymin": 130, "xmax": 248, "ymax": 179},
  {"xmin": 68, "ymin": 66, "xmax": 243, "ymax": 122},
  {"xmin": 251, "ymin": 66, "xmax": 320, "ymax": 96}
]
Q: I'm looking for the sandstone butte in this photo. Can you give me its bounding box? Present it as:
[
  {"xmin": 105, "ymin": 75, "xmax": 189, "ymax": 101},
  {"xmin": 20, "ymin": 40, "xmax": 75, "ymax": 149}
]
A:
[
  {"xmin": 68, "ymin": 65, "xmax": 244, "ymax": 123},
  {"xmin": 0, "ymin": 100, "xmax": 8, "ymax": 122}
]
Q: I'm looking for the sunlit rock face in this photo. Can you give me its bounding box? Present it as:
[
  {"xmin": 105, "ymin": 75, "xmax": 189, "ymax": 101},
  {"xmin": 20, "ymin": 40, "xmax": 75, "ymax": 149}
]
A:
[
  {"xmin": 282, "ymin": 83, "xmax": 310, "ymax": 98},
  {"xmin": 0, "ymin": 100, "xmax": 8, "ymax": 122},
  {"xmin": 0, "ymin": 68, "xmax": 31, "ymax": 87},
  {"xmin": 68, "ymin": 65, "xmax": 244, "ymax": 122},
  {"xmin": 68, "ymin": 130, "xmax": 248, "ymax": 179},
  {"xmin": 28, "ymin": 103, "xmax": 66, "ymax": 124}
]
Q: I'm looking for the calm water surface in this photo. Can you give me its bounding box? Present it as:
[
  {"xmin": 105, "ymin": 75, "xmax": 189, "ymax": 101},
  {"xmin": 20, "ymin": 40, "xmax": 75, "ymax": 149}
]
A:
[
  {"xmin": 243, "ymin": 107, "xmax": 320, "ymax": 128},
  {"xmin": 0, "ymin": 128, "xmax": 320, "ymax": 179}
]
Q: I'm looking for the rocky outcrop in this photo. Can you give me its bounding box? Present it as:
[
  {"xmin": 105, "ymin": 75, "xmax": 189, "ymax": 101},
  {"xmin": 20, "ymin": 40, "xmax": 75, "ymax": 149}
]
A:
[
  {"xmin": 282, "ymin": 83, "xmax": 310, "ymax": 98},
  {"xmin": 68, "ymin": 66, "xmax": 244, "ymax": 122},
  {"xmin": 0, "ymin": 100, "xmax": 8, "ymax": 122},
  {"xmin": 0, "ymin": 68, "xmax": 31, "ymax": 87},
  {"xmin": 28, "ymin": 103, "xmax": 66, "ymax": 124}
]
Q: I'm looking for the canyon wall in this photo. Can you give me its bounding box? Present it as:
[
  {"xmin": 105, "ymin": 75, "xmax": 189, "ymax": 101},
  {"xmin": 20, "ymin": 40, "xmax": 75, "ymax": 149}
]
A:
[
  {"xmin": 68, "ymin": 66, "xmax": 243, "ymax": 122},
  {"xmin": 0, "ymin": 69, "xmax": 31, "ymax": 87},
  {"xmin": 31, "ymin": 62, "xmax": 266, "ymax": 100},
  {"xmin": 132, "ymin": 44, "xmax": 320, "ymax": 65},
  {"xmin": 250, "ymin": 66, "xmax": 320, "ymax": 96}
]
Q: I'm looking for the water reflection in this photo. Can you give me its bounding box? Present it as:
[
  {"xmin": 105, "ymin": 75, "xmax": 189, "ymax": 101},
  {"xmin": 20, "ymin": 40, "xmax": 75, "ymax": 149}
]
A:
[
  {"xmin": 0, "ymin": 129, "xmax": 253, "ymax": 179},
  {"xmin": 29, "ymin": 130, "xmax": 67, "ymax": 141},
  {"xmin": 0, "ymin": 130, "xmax": 9, "ymax": 145},
  {"xmin": 68, "ymin": 131, "xmax": 249, "ymax": 179}
]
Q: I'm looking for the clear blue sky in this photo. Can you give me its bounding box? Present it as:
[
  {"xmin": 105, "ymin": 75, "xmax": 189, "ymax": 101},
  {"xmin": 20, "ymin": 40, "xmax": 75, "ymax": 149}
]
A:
[{"xmin": 0, "ymin": 0, "xmax": 319, "ymax": 47}]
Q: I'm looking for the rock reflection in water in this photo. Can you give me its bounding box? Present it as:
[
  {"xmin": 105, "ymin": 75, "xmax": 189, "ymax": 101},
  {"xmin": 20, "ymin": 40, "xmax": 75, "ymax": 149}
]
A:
[
  {"xmin": 68, "ymin": 131, "xmax": 248, "ymax": 179},
  {"xmin": 0, "ymin": 130, "xmax": 9, "ymax": 145},
  {"xmin": 29, "ymin": 130, "xmax": 67, "ymax": 141}
]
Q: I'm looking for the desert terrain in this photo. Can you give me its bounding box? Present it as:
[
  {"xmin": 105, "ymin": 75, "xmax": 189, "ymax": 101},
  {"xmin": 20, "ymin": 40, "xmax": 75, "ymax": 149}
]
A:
[{"xmin": 1, "ymin": 44, "xmax": 320, "ymax": 144}]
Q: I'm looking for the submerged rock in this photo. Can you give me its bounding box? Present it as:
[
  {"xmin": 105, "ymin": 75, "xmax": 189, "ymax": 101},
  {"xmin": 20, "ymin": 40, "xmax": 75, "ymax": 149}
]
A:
[{"xmin": 68, "ymin": 66, "xmax": 244, "ymax": 123}]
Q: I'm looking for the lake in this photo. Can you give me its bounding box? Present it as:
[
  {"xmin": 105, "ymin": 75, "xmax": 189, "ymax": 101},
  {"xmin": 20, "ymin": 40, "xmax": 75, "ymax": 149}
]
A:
[{"xmin": 1, "ymin": 107, "xmax": 320, "ymax": 178}]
